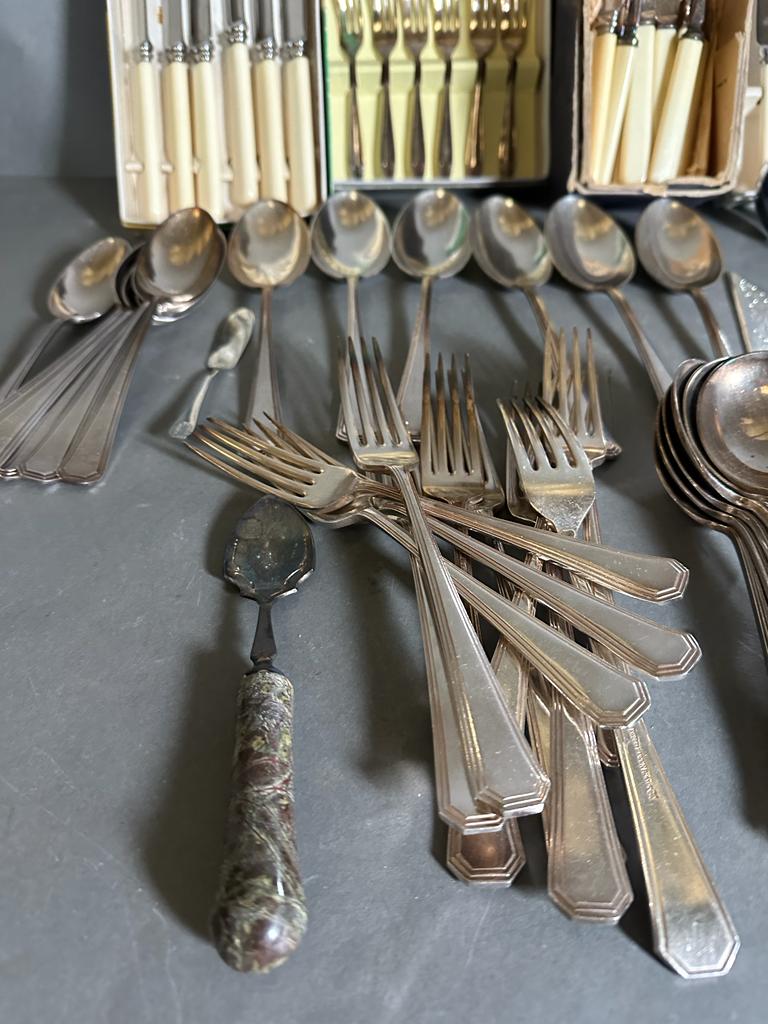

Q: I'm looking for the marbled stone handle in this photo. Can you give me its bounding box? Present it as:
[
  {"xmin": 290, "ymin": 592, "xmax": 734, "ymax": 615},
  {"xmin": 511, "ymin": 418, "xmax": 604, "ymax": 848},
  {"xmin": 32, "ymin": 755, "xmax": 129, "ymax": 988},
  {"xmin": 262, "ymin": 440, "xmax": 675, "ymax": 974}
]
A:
[{"xmin": 211, "ymin": 668, "xmax": 307, "ymax": 972}]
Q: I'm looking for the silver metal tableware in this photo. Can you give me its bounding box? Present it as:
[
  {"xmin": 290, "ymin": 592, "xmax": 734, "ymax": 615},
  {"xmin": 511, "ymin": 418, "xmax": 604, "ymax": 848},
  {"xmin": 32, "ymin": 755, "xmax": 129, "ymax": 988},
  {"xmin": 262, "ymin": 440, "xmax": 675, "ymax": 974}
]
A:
[
  {"xmin": 497, "ymin": 0, "xmax": 528, "ymax": 178},
  {"xmin": 222, "ymin": 0, "xmax": 259, "ymax": 208},
  {"xmin": 433, "ymin": 0, "xmax": 461, "ymax": 178},
  {"xmin": 337, "ymin": 0, "xmax": 365, "ymax": 178},
  {"xmin": 162, "ymin": 0, "xmax": 196, "ymax": 210},
  {"xmin": 212, "ymin": 495, "xmax": 313, "ymax": 972},
  {"xmin": 465, "ymin": 0, "xmax": 498, "ymax": 175},
  {"xmin": 130, "ymin": 0, "xmax": 168, "ymax": 222},
  {"xmin": 371, "ymin": 0, "xmax": 398, "ymax": 177},
  {"xmin": 401, "ymin": 0, "xmax": 430, "ymax": 178}
]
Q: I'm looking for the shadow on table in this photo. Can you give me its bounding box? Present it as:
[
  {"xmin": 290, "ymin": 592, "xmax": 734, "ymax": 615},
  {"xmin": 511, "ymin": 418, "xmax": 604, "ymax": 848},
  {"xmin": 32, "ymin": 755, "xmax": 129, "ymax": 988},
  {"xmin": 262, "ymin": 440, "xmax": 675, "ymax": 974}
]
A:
[{"xmin": 141, "ymin": 490, "xmax": 251, "ymax": 940}]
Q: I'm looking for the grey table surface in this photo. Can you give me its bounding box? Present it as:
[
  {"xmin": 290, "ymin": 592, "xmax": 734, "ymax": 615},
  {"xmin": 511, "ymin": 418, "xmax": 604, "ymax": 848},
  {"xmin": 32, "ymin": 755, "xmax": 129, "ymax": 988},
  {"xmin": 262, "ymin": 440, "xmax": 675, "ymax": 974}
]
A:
[{"xmin": 1, "ymin": 177, "xmax": 766, "ymax": 1024}]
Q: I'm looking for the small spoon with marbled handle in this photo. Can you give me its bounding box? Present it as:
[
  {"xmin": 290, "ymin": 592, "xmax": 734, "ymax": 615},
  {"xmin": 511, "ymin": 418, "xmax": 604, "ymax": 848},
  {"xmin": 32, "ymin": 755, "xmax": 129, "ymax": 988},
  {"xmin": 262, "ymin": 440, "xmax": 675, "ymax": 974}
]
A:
[{"xmin": 212, "ymin": 494, "xmax": 315, "ymax": 973}]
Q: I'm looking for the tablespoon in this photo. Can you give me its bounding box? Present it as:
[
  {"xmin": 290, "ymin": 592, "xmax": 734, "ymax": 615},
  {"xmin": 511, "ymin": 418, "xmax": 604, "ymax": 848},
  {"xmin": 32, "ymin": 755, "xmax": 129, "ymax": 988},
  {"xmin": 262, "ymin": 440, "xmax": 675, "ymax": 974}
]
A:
[
  {"xmin": 310, "ymin": 191, "xmax": 391, "ymax": 437},
  {"xmin": 544, "ymin": 196, "xmax": 672, "ymax": 399},
  {"xmin": 635, "ymin": 200, "xmax": 731, "ymax": 358},
  {"xmin": 228, "ymin": 200, "xmax": 311, "ymax": 425},
  {"xmin": 169, "ymin": 308, "xmax": 256, "ymax": 439},
  {"xmin": 470, "ymin": 195, "xmax": 554, "ymax": 339},
  {"xmin": 392, "ymin": 190, "xmax": 471, "ymax": 435},
  {"xmin": 0, "ymin": 236, "xmax": 131, "ymax": 404}
]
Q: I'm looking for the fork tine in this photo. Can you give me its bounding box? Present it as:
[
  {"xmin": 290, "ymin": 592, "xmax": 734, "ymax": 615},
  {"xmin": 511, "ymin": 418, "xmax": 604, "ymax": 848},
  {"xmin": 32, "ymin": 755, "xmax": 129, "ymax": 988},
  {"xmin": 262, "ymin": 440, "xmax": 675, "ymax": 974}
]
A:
[
  {"xmin": 261, "ymin": 415, "xmax": 339, "ymax": 466},
  {"xmin": 199, "ymin": 423, "xmax": 318, "ymax": 483},
  {"xmin": 585, "ymin": 328, "xmax": 605, "ymax": 441},
  {"xmin": 512, "ymin": 399, "xmax": 551, "ymax": 469},
  {"xmin": 193, "ymin": 429, "xmax": 313, "ymax": 496},
  {"xmin": 361, "ymin": 336, "xmax": 391, "ymax": 443},
  {"xmin": 537, "ymin": 398, "xmax": 593, "ymax": 472},
  {"xmin": 448, "ymin": 355, "xmax": 464, "ymax": 474},
  {"xmin": 556, "ymin": 328, "xmax": 569, "ymax": 423},
  {"xmin": 542, "ymin": 328, "xmax": 556, "ymax": 406},
  {"xmin": 187, "ymin": 441, "xmax": 309, "ymax": 504},
  {"xmin": 208, "ymin": 418, "xmax": 321, "ymax": 472},
  {"xmin": 421, "ymin": 351, "xmax": 434, "ymax": 476},
  {"xmin": 371, "ymin": 337, "xmax": 412, "ymax": 449},
  {"xmin": 524, "ymin": 398, "xmax": 570, "ymax": 470},
  {"xmin": 435, "ymin": 353, "xmax": 450, "ymax": 473},
  {"xmin": 571, "ymin": 328, "xmax": 586, "ymax": 437},
  {"xmin": 497, "ymin": 398, "xmax": 535, "ymax": 474},
  {"xmin": 341, "ymin": 337, "xmax": 372, "ymax": 446},
  {"xmin": 462, "ymin": 355, "xmax": 482, "ymax": 478}
]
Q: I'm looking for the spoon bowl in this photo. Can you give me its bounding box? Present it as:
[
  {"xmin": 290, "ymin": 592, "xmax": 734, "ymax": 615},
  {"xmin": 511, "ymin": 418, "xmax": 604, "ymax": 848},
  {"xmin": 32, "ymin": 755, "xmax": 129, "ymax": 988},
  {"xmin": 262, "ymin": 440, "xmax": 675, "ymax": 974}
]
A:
[
  {"xmin": 228, "ymin": 199, "xmax": 311, "ymax": 290},
  {"xmin": 137, "ymin": 207, "xmax": 225, "ymax": 305},
  {"xmin": 310, "ymin": 191, "xmax": 391, "ymax": 280},
  {"xmin": 392, "ymin": 189, "xmax": 471, "ymax": 280},
  {"xmin": 636, "ymin": 199, "xmax": 722, "ymax": 292},
  {"xmin": 696, "ymin": 352, "xmax": 768, "ymax": 496},
  {"xmin": 47, "ymin": 236, "xmax": 131, "ymax": 322},
  {"xmin": 544, "ymin": 195, "xmax": 635, "ymax": 291},
  {"xmin": 471, "ymin": 196, "xmax": 551, "ymax": 289}
]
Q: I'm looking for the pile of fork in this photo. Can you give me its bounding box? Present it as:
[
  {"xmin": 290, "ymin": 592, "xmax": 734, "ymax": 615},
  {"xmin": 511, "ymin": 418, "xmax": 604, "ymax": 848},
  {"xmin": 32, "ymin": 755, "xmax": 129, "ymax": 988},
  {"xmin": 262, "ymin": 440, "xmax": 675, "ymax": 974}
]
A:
[{"xmin": 188, "ymin": 327, "xmax": 739, "ymax": 979}]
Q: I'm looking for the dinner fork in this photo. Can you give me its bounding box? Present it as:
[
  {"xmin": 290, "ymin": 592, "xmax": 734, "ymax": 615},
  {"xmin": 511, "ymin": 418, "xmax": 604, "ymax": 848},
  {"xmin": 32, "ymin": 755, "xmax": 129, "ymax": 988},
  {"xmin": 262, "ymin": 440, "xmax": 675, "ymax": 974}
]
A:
[
  {"xmin": 433, "ymin": 0, "xmax": 461, "ymax": 177},
  {"xmin": 400, "ymin": 0, "xmax": 430, "ymax": 177},
  {"xmin": 341, "ymin": 334, "xmax": 549, "ymax": 816},
  {"xmin": 465, "ymin": 0, "xmax": 498, "ymax": 175},
  {"xmin": 371, "ymin": 0, "xmax": 398, "ymax": 177},
  {"xmin": 498, "ymin": 0, "xmax": 528, "ymax": 177},
  {"xmin": 544, "ymin": 328, "xmax": 740, "ymax": 978},
  {"xmin": 337, "ymin": 0, "xmax": 364, "ymax": 178}
]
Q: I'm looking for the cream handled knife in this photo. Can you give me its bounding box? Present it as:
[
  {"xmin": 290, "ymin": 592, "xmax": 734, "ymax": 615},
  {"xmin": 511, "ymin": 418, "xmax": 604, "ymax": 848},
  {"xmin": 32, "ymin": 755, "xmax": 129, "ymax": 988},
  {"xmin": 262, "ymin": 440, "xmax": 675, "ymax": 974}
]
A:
[
  {"xmin": 588, "ymin": 1, "xmax": 622, "ymax": 181},
  {"xmin": 283, "ymin": 0, "xmax": 318, "ymax": 215},
  {"xmin": 597, "ymin": 0, "xmax": 641, "ymax": 184},
  {"xmin": 617, "ymin": 0, "xmax": 655, "ymax": 183},
  {"xmin": 758, "ymin": 0, "xmax": 768, "ymax": 167},
  {"xmin": 224, "ymin": 0, "xmax": 260, "ymax": 208},
  {"xmin": 161, "ymin": 0, "xmax": 196, "ymax": 211},
  {"xmin": 254, "ymin": 0, "xmax": 289, "ymax": 202},
  {"xmin": 130, "ymin": 0, "xmax": 168, "ymax": 222},
  {"xmin": 650, "ymin": 3, "xmax": 679, "ymax": 135},
  {"xmin": 191, "ymin": 0, "xmax": 226, "ymax": 220},
  {"xmin": 649, "ymin": 0, "xmax": 706, "ymax": 183}
]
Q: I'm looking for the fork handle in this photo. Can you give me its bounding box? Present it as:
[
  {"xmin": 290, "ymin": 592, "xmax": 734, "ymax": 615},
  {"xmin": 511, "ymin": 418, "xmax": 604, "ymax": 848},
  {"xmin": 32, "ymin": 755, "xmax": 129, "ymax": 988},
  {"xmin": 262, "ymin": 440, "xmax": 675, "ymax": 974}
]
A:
[
  {"xmin": 380, "ymin": 60, "xmax": 395, "ymax": 178},
  {"xmin": 410, "ymin": 59, "xmax": 425, "ymax": 178},
  {"xmin": 437, "ymin": 62, "xmax": 453, "ymax": 177},
  {"xmin": 465, "ymin": 58, "xmax": 486, "ymax": 176},
  {"xmin": 498, "ymin": 57, "xmax": 518, "ymax": 179},
  {"xmin": 211, "ymin": 667, "xmax": 307, "ymax": 973},
  {"xmin": 348, "ymin": 61, "xmax": 364, "ymax": 179}
]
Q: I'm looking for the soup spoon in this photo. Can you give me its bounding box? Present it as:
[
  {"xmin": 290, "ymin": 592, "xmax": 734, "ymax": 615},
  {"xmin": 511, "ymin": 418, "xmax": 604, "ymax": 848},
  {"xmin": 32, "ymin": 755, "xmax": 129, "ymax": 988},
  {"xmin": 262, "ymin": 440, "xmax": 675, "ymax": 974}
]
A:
[
  {"xmin": 392, "ymin": 190, "xmax": 471, "ymax": 436},
  {"xmin": 544, "ymin": 195, "xmax": 671, "ymax": 399},
  {"xmin": 228, "ymin": 200, "xmax": 311, "ymax": 425},
  {"xmin": 635, "ymin": 199, "xmax": 730, "ymax": 358},
  {"xmin": 470, "ymin": 195, "xmax": 554, "ymax": 340}
]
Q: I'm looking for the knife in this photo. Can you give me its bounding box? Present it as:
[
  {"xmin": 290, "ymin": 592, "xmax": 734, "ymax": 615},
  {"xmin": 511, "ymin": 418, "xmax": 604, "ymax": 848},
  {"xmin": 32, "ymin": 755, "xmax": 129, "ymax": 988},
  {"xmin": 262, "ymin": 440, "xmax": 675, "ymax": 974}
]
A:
[
  {"xmin": 596, "ymin": 0, "xmax": 641, "ymax": 184},
  {"xmin": 190, "ymin": 0, "xmax": 226, "ymax": 220},
  {"xmin": 649, "ymin": 0, "xmax": 706, "ymax": 183},
  {"xmin": 758, "ymin": 0, "xmax": 768, "ymax": 166},
  {"xmin": 617, "ymin": 0, "xmax": 656, "ymax": 183},
  {"xmin": 253, "ymin": 0, "xmax": 288, "ymax": 201},
  {"xmin": 282, "ymin": 0, "xmax": 318, "ymax": 214},
  {"xmin": 223, "ymin": 0, "xmax": 260, "ymax": 207},
  {"xmin": 588, "ymin": 0, "xmax": 623, "ymax": 180},
  {"xmin": 650, "ymin": 1, "xmax": 680, "ymax": 136},
  {"xmin": 161, "ymin": 0, "xmax": 196, "ymax": 211},
  {"xmin": 129, "ymin": 0, "xmax": 168, "ymax": 222}
]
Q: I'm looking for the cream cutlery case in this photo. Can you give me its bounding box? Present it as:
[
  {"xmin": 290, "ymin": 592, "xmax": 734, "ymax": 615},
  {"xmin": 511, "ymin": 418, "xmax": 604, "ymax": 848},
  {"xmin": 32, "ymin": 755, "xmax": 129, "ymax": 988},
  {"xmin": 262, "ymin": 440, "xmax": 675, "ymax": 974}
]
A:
[
  {"xmin": 322, "ymin": 0, "xmax": 552, "ymax": 187},
  {"xmin": 106, "ymin": 0, "xmax": 328, "ymax": 227},
  {"xmin": 571, "ymin": 0, "xmax": 754, "ymax": 198}
]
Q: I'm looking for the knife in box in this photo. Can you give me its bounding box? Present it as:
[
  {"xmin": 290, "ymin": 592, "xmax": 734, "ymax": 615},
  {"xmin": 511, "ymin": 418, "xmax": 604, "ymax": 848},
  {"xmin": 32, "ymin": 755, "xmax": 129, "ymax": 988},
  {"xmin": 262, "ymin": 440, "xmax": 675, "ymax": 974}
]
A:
[
  {"xmin": 253, "ymin": 0, "xmax": 288, "ymax": 202},
  {"xmin": 758, "ymin": 0, "xmax": 768, "ymax": 165},
  {"xmin": 282, "ymin": 0, "xmax": 318, "ymax": 214},
  {"xmin": 224, "ymin": 0, "xmax": 260, "ymax": 207},
  {"xmin": 130, "ymin": 0, "xmax": 168, "ymax": 222},
  {"xmin": 161, "ymin": 0, "xmax": 196, "ymax": 211},
  {"xmin": 190, "ymin": 0, "xmax": 226, "ymax": 220}
]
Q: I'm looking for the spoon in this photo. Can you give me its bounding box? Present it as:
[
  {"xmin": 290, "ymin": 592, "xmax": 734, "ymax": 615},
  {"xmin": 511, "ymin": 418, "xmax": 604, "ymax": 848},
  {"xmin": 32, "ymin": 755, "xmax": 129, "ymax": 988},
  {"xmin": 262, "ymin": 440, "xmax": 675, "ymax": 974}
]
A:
[
  {"xmin": 635, "ymin": 199, "xmax": 730, "ymax": 358},
  {"xmin": 169, "ymin": 309, "xmax": 256, "ymax": 439},
  {"xmin": 212, "ymin": 495, "xmax": 315, "ymax": 974},
  {"xmin": 0, "ymin": 236, "xmax": 131, "ymax": 405},
  {"xmin": 228, "ymin": 200, "xmax": 311, "ymax": 426},
  {"xmin": 470, "ymin": 195, "xmax": 554, "ymax": 340},
  {"xmin": 695, "ymin": 352, "xmax": 768, "ymax": 497},
  {"xmin": 392, "ymin": 189, "xmax": 471, "ymax": 436},
  {"xmin": 310, "ymin": 191, "xmax": 391, "ymax": 436},
  {"xmin": 544, "ymin": 195, "xmax": 672, "ymax": 399},
  {"xmin": 56, "ymin": 208, "xmax": 225, "ymax": 484}
]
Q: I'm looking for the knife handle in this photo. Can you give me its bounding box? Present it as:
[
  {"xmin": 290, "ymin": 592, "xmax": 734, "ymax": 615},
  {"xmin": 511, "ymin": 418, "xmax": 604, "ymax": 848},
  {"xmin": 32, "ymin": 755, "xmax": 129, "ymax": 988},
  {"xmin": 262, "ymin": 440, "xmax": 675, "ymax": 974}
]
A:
[
  {"xmin": 761, "ymin": 61, "xmax": 768, "ymax": 168},
  {"xmin": 649, "ymin": 35, "xmax": 704, "ymax": 183},
  {"xmin": 253, "ymin": 57, "xmax": 288, "ymax": 202},
  {"xmin": 596, "ymin": 42, "xmax": 635, "ymax": 184},
  {"xmin": 161, "ymin": 60, "xmax": 196, "ymax": 211},
  {"xmin": 224, "ymin": 41, "xmax": 260, "ymax": 208},
  {"xmin": 283, "ymin": 53, "xmax": 318, "ymax": 215},
  {"xmin": 129, "ymin": 60, "xmax": 168, "ymax": 223},
  {"xmin": 211, "ymin": 667, "xmax": 307, "ymax": 973},
  {"xmin": 191, "ymin": 58, "xmax": 226, "ymax": 221},
  {"xmin": 617, "ymin": 24, "xmax": 654, "ymax": 184},
  {"xmin": 651, "ymin": 26, "xmax": 677, "ymax": 136},
  {"xmin": 589, "ymin": 29, "xmax": 617, "ymax": 180}
]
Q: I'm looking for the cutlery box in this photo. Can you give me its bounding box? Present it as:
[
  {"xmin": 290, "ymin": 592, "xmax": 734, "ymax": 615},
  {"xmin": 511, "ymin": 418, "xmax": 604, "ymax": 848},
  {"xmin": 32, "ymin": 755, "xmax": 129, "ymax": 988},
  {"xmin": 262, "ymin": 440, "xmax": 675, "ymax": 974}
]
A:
[
  {"xmin": 106, "ymin": 0, "xmax": 328, "ymax": 227},
  {"xmin": 569, "ymin": 0, "xmax": 755, "ymax": 198},
  {"xmin": 732, "ymin": 31, "xmax": 767, "ymax": 198},
  {"xmin": 321, "ymin": 0, "xmax": 552, "ymax": 188}
]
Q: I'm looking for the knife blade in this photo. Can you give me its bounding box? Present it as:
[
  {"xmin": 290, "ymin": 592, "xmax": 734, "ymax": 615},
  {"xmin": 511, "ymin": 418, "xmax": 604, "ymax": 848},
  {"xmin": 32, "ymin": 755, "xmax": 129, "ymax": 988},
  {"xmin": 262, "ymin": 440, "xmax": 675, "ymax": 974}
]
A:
[
  {"xmin": 758, "ymin": 0, "xmax": 768, "ymax": 55},
  {"xmin": 191, "ymin": 0, "xmax": 213, "ymax": 47},
  {"xmin": 163, "ymin": 0, "xmax": 185, "ymax": 50},
  {"xmin": 284, "ymin": 0, "xmax": 307, "ymax": 44}
]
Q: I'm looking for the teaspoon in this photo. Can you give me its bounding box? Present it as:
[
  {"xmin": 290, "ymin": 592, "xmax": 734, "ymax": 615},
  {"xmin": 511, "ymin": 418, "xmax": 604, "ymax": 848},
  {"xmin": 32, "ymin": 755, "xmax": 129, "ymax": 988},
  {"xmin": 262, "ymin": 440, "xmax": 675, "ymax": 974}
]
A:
[
  {"xmin": 635, "ymin": 199, "xmax": 731, "ymax": 358},
  {"xmin": 544, "ymin": 195, "xmax": 672, "ymax": 399},
  {"xmin": 392, "ymin": 190, "xmax": 471, "ymax": 436},
  {"xmin": 228, "ymin": 200, "xmax": 311, "ymax": 426}
]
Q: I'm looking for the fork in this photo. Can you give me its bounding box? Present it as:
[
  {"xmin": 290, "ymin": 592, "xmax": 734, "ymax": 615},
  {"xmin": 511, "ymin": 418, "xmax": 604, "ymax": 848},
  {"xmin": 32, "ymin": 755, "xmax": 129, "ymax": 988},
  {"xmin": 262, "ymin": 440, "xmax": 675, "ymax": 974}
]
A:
[
  {"xmin": 465, "ymin": 0, "xmax": 498, "ymax": 175},
  {"xmin": 371, "ymin": 0, "xmax": 398, "ymax": 177},
  {"xmin": 497, "ymin": 0, "xmax": 528, "ymax": 178},
  {"xmin": 433, "ymin": 0, "xmax": 461, "ymax": 177},
  {"xmin": 341, "ymin": 335, "xmax": 549, "ymax": 816},
  {"xmin": 545, "ymin": 328, "xmax": 740, "ymax": 977},
  {"xmin": 337, "ymin": 0, "xmax": 364, "ymax": 178},
  {"xmin": 400, "ymin": 0, "xmax": 430, "ymax": 177}
]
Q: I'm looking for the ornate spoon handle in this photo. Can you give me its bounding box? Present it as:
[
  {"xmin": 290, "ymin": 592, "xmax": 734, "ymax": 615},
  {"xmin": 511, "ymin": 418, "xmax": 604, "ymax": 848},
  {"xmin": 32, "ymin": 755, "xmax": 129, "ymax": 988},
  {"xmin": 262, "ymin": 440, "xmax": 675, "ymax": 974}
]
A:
[{"xmin": 211, "ymin": 667, "xmax": 307, "ymax": 973}]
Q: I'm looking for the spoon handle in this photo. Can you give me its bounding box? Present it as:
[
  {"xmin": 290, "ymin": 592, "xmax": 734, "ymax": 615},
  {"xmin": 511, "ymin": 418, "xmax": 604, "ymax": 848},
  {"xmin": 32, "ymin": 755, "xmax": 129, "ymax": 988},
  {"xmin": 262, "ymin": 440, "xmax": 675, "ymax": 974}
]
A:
[
  {"xmin": 211, "ymin": 666, "xmax": 307, "ymax": 973},
  {"xmin": 245, "ymin": 288, "xmax": 282, "ymax": 427},
  {"xmin": 690, "ymin": 288, "xmax": 730, "ymax": 359},
  {"xmin": 0, "ymin": 319, "xmax": 69, "ymax": 404},
  {"xmin": 396, "ymin": 275, "xmax": 432, "ymax": 438},
  {"xmin": 607, "ymin": 288, "xmax": 672, "ymax": 399}
]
